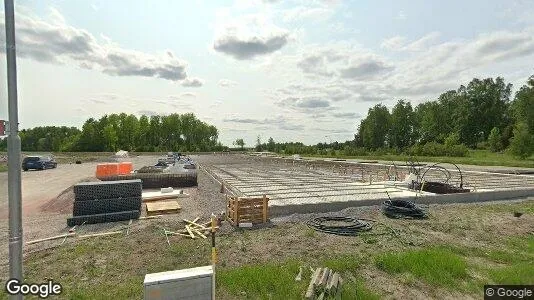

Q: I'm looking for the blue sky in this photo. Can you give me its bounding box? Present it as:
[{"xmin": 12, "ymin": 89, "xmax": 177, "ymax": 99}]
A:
[{"xmin": 1, "ymin": 0, "xmax": 534, "ymax": 146}]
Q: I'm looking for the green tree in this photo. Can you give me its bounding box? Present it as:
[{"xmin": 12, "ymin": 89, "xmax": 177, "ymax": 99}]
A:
[
  {"xmin": 512, "ymin": 75, "xmax": 534, "ymax": 133},
  {"xmin": 507, "ymin": 122, "xmax": 533, "ymax": 159},
  {"xmin": 255, "ymin": 135, "xmax": 262, "ymax": 151},
  {"xmin": 267, "ymin": 137, "xmax": 275, "ymax": 152},
  {"xmin": 358, "ymin": 104, "xmax": 390, "ymax": 149},
  {"xmin": 456, "ymin": 77, "xmax": 512, "ymax": 147},
  {"xmin": 487, "ymin": 127, "xmax": 503, "ymax": 152},
  {"xmin": 389, "ymin": 100, "xmax": 417, "ymax": 149},
  {"xmin": 233, "ymin": 138, "xmax": 245, "ymax": 150}
]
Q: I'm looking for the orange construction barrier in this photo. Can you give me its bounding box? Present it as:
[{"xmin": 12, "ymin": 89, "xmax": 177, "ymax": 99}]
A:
[
  {"xmin": 96, "ymin": 163, "xmax": 120, "ymax": 178},
  {"xmin": 119, "ymin": 162, "xmax": 133, "ymax": 175},
  {"xmin": 107, "ymin": 163, "xmax": 119, "ymax": 176},
  {"xmin": 96, "ymin": 163, "xmax": 108, "ymax": 178}
]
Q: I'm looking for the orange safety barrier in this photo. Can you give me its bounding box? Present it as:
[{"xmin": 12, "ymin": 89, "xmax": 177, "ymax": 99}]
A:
[
  {"xmin": 119, "ymin": 162, "xmax": 133, "ymax": 175},
  {"xmin": 96, "ymin": 163, "xmax": 120, "ymax": 178}
]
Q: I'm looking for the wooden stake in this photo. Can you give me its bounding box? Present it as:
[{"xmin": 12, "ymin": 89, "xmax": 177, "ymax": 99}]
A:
[
  {"xmin": 191, "ymin": 228, "xmax": 207, "ymax": 239},
  {"xmin": 139, "ymin": 215, "xmax": 163, "ymax": 220},
  {"xmin": 26, "ymin": 233, "xmax": 76, "ymax": 245},
  {"xmin": 185, "ymin": 225, "xmax": 196, "ymax": 239},
  {"xmin": 262, "ymin": 194, "xmax": 268, "ymax": 223},
  {"xmin": 77, "ymin": 231, "xmax": 123, "ymax": 239},
  {"xmin": 183, "ymin": 219, "xmax": 208, "ymax": 229},
  {"xmin": 305, "ymin": 268, "xmax": 322, "ymax": 299}
]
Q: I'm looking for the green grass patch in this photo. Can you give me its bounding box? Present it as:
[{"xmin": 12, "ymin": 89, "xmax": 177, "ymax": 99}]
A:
[
  {"xmin": 0, "ymin": 163, "xmax": 7, "ymax": 172},
  {"xmin": 300, "ymin": 149, "xmax": 534, "ymax": 168},
  {"xmin": 489, "ymin": 263, "xmax": 534, "ymax": 285},
  {"xmin": 375, "ymin": 247, "xmax": 468, "ymax": 287},
  {"xmin": 218, "ymin": 256, "xmax": 379, "ymax": 300},
  {"xmin": 218, "ymin": 260, "xmax": 307, "ymax": 299}
]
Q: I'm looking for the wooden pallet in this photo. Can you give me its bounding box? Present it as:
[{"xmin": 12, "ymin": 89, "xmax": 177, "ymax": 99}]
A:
[
  {"xmin": 145, "ymin": 200, "xmax": 181, "ymax": 216},
  {"xmin": 227, "ymin": 195, "xmax": 269, "ymax": 226}
]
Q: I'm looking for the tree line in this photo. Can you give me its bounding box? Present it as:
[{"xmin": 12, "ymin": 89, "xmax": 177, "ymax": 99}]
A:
[
  {"xmin": 252, "ymin": 75, "xmax": 534, "ymax": 158},
  {"xmin": 0, "ymin": 113, "xmax": 224, "ymax": 152}
]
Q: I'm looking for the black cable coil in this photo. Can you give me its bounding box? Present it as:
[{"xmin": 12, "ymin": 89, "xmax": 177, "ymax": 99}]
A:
[
  {"xmin": 306, "ymin": 216, "xmax": 373, "ymax": 236},
  {"xmin": 382, "ymin": 200, "xmax": 428, "ymax": 219}
]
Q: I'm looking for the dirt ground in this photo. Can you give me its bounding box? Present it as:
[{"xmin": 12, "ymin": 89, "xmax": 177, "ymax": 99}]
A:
[{"xmin": 0, "ymin": 154, "xmax": 228, "ymax": 279}]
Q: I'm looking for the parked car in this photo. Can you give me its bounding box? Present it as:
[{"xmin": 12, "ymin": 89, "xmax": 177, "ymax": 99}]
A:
[{"xmin": 22, "ymin": 156, "xmax": 57, "ymax": 171}]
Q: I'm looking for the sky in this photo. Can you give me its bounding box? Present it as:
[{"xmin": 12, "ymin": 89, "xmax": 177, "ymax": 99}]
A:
[{"xmin": 0, "ymin": 0, "xmax": 533, "ymax": 146}]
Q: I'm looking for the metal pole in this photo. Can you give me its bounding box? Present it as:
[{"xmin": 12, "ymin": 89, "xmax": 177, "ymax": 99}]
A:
[{"xmin": 4, "ymin": 0, "xmax": 24, "ymax": 297}]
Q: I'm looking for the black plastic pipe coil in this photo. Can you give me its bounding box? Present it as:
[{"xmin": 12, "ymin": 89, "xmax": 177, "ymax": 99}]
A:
[
  {"xmin": 382, "ymin": 200, "xmax": 427, "ymax": 219},
  {"xmin": 307, "ymin": 216, "xmax": 373, "ymax": 236}
]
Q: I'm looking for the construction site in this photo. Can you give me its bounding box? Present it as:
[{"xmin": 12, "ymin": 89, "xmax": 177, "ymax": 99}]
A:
[{"xmin": 0, "ymin": 152, "xmax": 532, "ymax": 299}]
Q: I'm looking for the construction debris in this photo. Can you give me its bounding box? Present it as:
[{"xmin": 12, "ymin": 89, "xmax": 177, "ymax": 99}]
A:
[
  {"xmin": 305, "ymin": 267, "xmax": 343, "ymax": 299},
  {"xmin": 26, "ymin": 230, "xmax": 123, "ymax": 245},
  {"xmin": 164, "ymin": 217, "xmax": 218, "ymax": 240}
]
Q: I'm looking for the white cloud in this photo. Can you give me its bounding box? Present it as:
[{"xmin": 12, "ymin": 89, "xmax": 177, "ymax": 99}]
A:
[
  {"xmin": 218, "ymin": 79, "xmax": 238, "ymax": 88},
  {"xmin": 0, "ymin": 9, "xmax": 202, "ymax": 83},
  {"xmin": 213, "ymin": 14, "xmax": 290, "ymax": 60},
  {"xmin": 282, "ymin": 6, "xmax": 335, "ymax": 23},
  {"xmin": 181, "ymin": 77, "xmax": 204, "ymax": 87}
]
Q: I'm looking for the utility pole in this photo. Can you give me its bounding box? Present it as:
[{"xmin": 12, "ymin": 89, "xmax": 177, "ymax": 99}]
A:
[{"xmin": 4, "ymin": 0, "xmax": 24, "ymax": 297}]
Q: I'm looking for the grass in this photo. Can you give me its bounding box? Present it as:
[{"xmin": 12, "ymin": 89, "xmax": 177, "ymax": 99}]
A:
[
  {"xmin": 375, "ymin": 247, "xmax": 468, "ymax": 288},
  {"xmin": 489, "ymin": 263, "xmax": 534, "ymax": 285},
  {"xmin": 300, "ymin": 150, "xmax": 534, "ymax": 168},
  {"xmin": 218, "ymin": 257, "xmax": 379, "ymax": 300},
  {"xmin": 4, "ymin": 200, "xmax": 533, "ymax": 299},
  {"xmin": 0, "ymin": 162, "xmax": 6, "ymax": 172}
]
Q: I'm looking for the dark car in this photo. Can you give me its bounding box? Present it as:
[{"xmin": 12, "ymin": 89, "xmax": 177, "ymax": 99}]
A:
[{"xmin": 22, "ymin": 156, "xmax": 57, "ymax": 171}]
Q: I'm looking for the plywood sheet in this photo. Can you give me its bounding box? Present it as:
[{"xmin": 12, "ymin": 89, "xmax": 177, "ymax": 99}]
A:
[{"xmin": 145, "ymin": 200, "xmax": 181, "ymax": 216}]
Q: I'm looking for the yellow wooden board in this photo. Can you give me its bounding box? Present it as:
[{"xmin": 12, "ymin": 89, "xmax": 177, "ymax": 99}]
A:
[{"xmin": 145, "ymin": 201, "xmax": 181, "ymax": 216}]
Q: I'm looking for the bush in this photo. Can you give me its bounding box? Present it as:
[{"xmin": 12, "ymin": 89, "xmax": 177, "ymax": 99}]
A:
[
  {"xmin": 408, "ymin": 142, "xmax": 468, "ymax": 157},
  {"xmin": 444, "ymin": 132, "xmax": 460, "ymax": 147},
  {"xmin": 422, "ymin": 142, "xmax": 447, "ymax": 156},
  {"xmin": 507, "ymin": 122, "xmax": 534, "ymax": 159},
  {"xmin": 488, "ymin": 127, "xmax": 503, "ymax": 152},
  {"xmin": 446, "ymin": 144, "xmax": 469, "ymax": 157}
]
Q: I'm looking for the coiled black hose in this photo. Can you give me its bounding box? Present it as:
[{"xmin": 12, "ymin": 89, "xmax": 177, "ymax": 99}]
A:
[
  {"xmin": 382, "ymin": 200, "xmax": 428, "ymax": 219},
  {"xmin": 306, "ymin": 216, "xmax": 373, "ymax": 236}
]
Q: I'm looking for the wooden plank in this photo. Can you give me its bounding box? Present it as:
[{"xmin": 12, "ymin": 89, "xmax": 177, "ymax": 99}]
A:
[
  {"xmin": 185, "ymin": 225, "xmax": 195, "ymax": 239},
  {"xmin": 305, "ymin": 268, "xmax": 322, "ymax": 299},
  {"xmin": 145, "ymin": 201, "xmax": 181, "ymax": 216},
  {"xmin": 326, "ymin": 272, "xmax": 340, "ymax": 296},
  {"xmin": 26, "ymin": 233, "xmax": 76, "ymax": 245},
  {"xmin": 142, "ymin": 190, "xmax": 188, "ymax": 202},
  {"xmin": 191, "ymin": 228, "xmax": 207, "ymax": 239},
  {"xmin": 78, "ymin": 231, "xmax": 123, "ymax": 239},
  {"xmin": 183, "ymin": 219, "xmax": 208, "ymax": 230},
  {"xmin": 262, "ymin": 194, "xmax": 268, "ymax": 223},
  {"xmin": 319, "ymin": 268, "xmax": 330, "ymax": 288},
  {"xmin": 139, "ymin": 215, "xmax": 162, "ymax": 220}
]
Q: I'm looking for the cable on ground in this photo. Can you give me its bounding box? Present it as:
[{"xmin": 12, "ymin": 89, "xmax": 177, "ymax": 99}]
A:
[
  {"xmin": 382, "ymin": 199, "xmax": 428, "ymax": 219},
  {"xmin": 306, "ymin": 216, "xmax": 373, "ymax": 236}
]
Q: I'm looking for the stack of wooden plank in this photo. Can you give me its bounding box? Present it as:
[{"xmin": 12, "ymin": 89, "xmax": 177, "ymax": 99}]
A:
[
  {"xmin": 164, "ymin": 218, "xmax": 218, "ymax": 239},
  {"xmin": 305, "ymin": 267, "xmax": 343, "ymax": 300}
]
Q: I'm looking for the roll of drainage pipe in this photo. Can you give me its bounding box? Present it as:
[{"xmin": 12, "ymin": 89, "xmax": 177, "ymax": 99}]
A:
[
  {"xmin": 382, "ymin": 200, "xmax": 427, "ymax": 219},
  {"xmin": 306, "ymin": 216, "xmax": 372, "ymax": 236}
]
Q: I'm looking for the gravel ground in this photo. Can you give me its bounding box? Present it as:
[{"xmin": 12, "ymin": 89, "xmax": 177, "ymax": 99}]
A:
[{"xmin": 0, "ymin": 155, "xmax": 227, "ymax": 280}]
